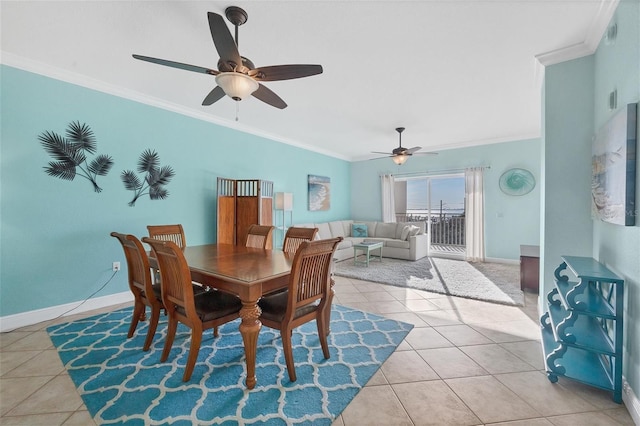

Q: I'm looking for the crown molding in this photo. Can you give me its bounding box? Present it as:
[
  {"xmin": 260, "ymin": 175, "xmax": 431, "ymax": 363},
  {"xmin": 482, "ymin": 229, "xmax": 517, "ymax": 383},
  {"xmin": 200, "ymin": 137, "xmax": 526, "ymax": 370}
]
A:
[
  {"xmin": 535, "ymin": 0, "xmax": 619, "ymax": 67},
  {"xmin": 0, "ymin": 52, "xmax": 350, "ymax": 162}
]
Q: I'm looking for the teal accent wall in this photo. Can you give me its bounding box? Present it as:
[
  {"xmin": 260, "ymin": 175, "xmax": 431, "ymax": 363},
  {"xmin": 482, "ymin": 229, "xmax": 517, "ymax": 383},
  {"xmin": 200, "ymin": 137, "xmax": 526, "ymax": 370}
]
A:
[
  {"xmin": 350, "ymin": 138, "xmax": 541, "ymax": 260},
  {"xmin": 0, "ymin": 65, "xmax": 350, "ymax": 316},
  {"xmin": 592, "ymin": 0, "xmax": 640, "ymax": 398},
  {"xmin": 542, "ymin": 55, "xmax": 595, "ymax": 284},
  {"xmin": 543, "ymin": 0, "xmax": 639, "ymax": 400}
]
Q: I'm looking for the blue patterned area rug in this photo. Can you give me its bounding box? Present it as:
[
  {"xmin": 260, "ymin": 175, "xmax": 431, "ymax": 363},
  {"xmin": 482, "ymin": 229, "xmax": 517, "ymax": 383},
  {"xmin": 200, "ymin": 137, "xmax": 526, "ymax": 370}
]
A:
[{"xmin": 47, "ymin": 305, "xmax": 413, "ymax": 425}]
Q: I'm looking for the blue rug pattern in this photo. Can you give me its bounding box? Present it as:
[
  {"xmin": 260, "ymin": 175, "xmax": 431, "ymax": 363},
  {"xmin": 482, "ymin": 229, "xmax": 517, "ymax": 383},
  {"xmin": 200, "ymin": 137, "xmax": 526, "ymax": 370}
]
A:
[{"xmin": 47, "ymin": 305, "xmax": 413, "ymax": 425}]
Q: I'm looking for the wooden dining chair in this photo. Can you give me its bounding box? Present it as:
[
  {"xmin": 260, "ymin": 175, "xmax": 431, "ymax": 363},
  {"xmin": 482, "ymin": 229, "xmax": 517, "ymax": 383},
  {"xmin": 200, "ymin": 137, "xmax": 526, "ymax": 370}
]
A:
[
  {"xmin": 147, "ymin": 224, "xmax": 206, "ymax": 293},
  {"xmin": 142, "ymin": 237, "xmax": 242, "ymax": 382},
  {"xmin": 111, "ymin": 232, "xmax": 163, "ymax": 351},
  {"xmin": 257, "ymin": 236, "xmax": 342, "ymax": 382},
  {"xmin": 282, "ymin": 227, "xmax": 319, "ymax": 254},
  {"xmin": 147, "ymin": 224, "xmax": 187, "ymax": 249},
  {"xmin": 245, "ymin": 224, "xmax": 275, "ymax": 249}
]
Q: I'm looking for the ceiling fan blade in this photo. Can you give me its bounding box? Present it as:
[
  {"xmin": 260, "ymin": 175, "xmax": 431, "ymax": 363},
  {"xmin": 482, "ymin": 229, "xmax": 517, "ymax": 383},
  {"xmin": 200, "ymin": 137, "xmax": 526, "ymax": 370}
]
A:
[
  {"xmin": 207, "ymin": 12, "xmax": 242, "ymax": 70},
  {"xmin": 414, "ymin": 152, "xmax": 439, "ymax": 155},
  {"xmin": 132, "ymin": 54, "xmax": 218, "ymax": 75},
  {"xmin": 202, "ymin": 86, "xmax": 226, "ymax": 106},
  {"xmin": 371, "ymin": 151, "xmax": 392, "ymax": 155},
  {"xmin": 406, "ymin": 146, "xmax": 422, "ymax": 154},
  {"xmin": 252, "ymin": 84, "xmax": 287, "ymax": 109},
  {"xmin": 250, "ymin": 64, "xmax": 323, "ymax": 81}
]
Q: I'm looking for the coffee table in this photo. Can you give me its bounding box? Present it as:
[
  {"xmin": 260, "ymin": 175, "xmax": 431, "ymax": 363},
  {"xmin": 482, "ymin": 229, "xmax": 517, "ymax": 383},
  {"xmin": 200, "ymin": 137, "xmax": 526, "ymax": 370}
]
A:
[{"xmin": 353, "ymin": 241, "xmax": 383, "ymax": 266}]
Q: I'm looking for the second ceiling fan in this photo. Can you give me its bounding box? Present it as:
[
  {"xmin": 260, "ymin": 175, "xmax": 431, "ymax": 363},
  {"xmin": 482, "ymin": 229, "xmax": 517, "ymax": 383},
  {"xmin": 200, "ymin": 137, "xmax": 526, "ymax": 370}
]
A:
[
  {"xmin": 372, "ymin": 127, "xmax": 437, "ymax": 165},
  {"xmin": 133, "ymin": 6, "xmax": 323, "ymax": 109}
]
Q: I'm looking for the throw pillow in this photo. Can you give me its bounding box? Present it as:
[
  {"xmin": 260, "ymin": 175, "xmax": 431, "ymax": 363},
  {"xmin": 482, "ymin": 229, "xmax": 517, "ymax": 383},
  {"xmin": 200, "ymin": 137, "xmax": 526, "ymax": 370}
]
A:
[
  {"xmin": 351, "ymin": 223, "xmax": 368, "ymax": 238},
  {"xmin": 400, "ymin": 225, "xmax": 411, "ymax": 241},
  {"xmin": 405, "ymin": 225, "xmax": 420, "ymax": 240}
]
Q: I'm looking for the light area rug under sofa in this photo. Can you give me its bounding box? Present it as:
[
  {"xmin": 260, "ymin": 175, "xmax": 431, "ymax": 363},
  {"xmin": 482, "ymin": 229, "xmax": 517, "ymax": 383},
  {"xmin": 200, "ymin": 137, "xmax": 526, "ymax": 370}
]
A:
[
  {"xmin": 294, "ymin": 220, "xmax": 429, "ymax": 261},
  {"xmin": 334, "ymin": 256, "xmax": 523, "ymax": 306}
]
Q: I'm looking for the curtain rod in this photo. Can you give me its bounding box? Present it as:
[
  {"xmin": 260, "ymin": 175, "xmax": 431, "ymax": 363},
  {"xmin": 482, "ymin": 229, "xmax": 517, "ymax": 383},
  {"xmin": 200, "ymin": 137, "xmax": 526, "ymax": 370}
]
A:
[{"xmin": 382, "ymin": 165, "xmax": 490, "ymax": 178}]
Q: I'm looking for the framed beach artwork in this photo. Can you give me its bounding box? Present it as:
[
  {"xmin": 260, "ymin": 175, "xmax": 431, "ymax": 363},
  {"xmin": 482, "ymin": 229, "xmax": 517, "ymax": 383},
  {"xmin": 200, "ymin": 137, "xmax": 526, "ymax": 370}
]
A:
[
  {"xmin": 308, "ymin": 174, "xmax": 330, "ymax": 211},
  {"xmin": 591, "ymin": 103, "xmax": 637, "ymax": 226}
]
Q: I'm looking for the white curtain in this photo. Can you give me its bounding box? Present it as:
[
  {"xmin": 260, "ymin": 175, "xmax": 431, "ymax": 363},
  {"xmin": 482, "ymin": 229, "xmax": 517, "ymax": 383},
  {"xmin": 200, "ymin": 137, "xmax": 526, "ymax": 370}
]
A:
[
  {"xmin": 465, "ymin": 167, "xmax": 485, "ymax": 262},
  {"xmin": 381, "ymin": 174, "xmax": 396, "ymax": 223}
]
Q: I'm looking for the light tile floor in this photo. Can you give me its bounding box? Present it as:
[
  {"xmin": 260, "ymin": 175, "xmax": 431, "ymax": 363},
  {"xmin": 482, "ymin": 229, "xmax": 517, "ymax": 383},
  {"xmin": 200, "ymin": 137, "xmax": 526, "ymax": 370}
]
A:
[{"xmin": 0, "ymin": 276, "xmax": 635, "ymax": 425}]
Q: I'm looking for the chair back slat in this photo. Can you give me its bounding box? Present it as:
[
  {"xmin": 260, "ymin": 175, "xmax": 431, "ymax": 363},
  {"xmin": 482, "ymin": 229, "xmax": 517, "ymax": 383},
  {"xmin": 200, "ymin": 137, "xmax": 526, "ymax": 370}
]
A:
[
  {"xmin": 147, "ymin": 224, "xmax": 186, "ymax": 249},
  {"xmin": 245, "ymin": 224, "xmax": 275, "ymax": 249},
  {"xmin": 288, "ymin": 237, "xmax": 342, "ymax": 313},
  {"xmin": 143, "ymin": 237, "xmax": 196, "ymax": 319},
  {"xmin": 282, "ymin": 227, "xmax": 318, "ymax": 254}
]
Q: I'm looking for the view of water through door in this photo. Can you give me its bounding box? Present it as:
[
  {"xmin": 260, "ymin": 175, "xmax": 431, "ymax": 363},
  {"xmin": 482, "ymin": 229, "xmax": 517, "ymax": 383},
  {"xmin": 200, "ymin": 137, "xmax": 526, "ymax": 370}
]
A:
[{"xmin": 395, "ymin": 174, "xmax": 466, "ymax": 256}]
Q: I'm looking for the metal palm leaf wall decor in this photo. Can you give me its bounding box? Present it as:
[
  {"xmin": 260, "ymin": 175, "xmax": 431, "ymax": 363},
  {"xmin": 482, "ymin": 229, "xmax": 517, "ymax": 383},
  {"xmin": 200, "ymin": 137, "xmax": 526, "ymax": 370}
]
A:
[
  {"xmin": 121, "ymin": 149, "xmax": 175, "ymax": 206},
  {"xmin": 38, "ymin": 121, "xmax": 114, "ymax": 192}
]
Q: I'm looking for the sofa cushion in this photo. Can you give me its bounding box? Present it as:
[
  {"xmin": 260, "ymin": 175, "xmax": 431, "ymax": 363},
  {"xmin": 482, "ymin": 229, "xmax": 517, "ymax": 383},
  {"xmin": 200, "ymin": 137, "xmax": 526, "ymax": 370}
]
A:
[
  {"xmin": 315, "ymin": 222, "xmax": 332, "ymax": 240},
  {"xmin": 400, "ymin": 224, "xmax": 420, "ymax": 240},
  {"xmin": 395, "ymin": 222, "xmax": 407, "ymax": 239},
  {"xmin": 329, "ymin": 221, "xmax": 346, "ymax": 238},
  {"xmin": 337, "ymin": 239, "xmax": 353, "ymax": 250},
  {"xmin": 396, "ymin": 221, "xmax": 426, "ymax": 236},
  {"xmin": 351, "ymin": 223, "xmax": 368, "ymax": 238},
  {"xmin": 375, "ymin": 222, "xmax": 397, "ymax": 239},
  {"xmin": 408, "ymin": 225, "xmax": 421, "ymax": 238},
  {"xmin": 385, "ymin": 239, "xmax": 411, "ymax": 249},
  {"xmin": 361, "ymin": 221, "xmax": 378, "ymax": 236},
  {"xmin": 341, "ymin": 220, "xmax": 354, "ymax": 236},
  {"xmin": 400, "ymin": 226, "xmax": 411, "ymax": 241},
  {"xmin": 394, "ymin": 222, "xmax": 415, "ymax": 239}
]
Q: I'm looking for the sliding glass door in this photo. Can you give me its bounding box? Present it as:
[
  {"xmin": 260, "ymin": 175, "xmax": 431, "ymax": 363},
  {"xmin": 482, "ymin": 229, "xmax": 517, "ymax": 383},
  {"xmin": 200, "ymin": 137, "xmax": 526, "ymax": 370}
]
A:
[{"xmin": 396, "ymin": 173, "xmax": 465, "ymax": 257}]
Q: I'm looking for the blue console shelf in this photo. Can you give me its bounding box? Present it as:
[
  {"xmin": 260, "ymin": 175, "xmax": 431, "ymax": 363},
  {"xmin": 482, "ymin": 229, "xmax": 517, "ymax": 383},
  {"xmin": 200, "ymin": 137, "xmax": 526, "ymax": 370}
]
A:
[{"xmin": 540, "ymin": 256, "xmax": 624, "ymax": 403}]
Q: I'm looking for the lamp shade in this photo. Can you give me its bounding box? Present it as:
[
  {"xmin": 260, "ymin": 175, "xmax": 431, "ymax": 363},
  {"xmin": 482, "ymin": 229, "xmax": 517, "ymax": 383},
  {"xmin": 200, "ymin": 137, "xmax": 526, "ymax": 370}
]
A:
[
  {"xmin": 215, "ymin": 72, "xmax": 259, "ymax": 101},
  {"xmin": 392, "ymin": 155, "xmax": 409, "ymax": 165},
  {"xmin": 275, "ymin": 192, "xmax": 293, "ymax": 211}
]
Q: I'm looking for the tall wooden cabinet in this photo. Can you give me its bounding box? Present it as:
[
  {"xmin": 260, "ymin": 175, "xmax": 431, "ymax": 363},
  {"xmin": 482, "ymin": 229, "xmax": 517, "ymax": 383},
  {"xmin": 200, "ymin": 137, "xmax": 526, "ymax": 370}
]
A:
[
  {"xmin": 540, "ymin": 256, "xmax": 624, "ymax": 403},
  {"xmin": 217, "ymin": 178, "xmax": 273, "ymax": 245}
]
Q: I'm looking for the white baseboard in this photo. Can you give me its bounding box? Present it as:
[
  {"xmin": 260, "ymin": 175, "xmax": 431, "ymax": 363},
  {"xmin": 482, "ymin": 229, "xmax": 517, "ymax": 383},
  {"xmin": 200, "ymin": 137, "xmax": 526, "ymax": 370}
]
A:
[
  {"xmin": 623, "ymin": 376, "xmax": 640, "ymax": 425},
  {"xmin": 0, "ymin": 291, "xmax": 133, "ymax": 332}
]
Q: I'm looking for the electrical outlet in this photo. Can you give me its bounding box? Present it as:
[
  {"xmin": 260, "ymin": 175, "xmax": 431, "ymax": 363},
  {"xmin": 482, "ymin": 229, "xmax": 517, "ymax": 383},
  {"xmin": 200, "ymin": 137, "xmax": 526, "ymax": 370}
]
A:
[{"xmin": 112, "ymin": 261, "xmax": 121, "ymax": 272}]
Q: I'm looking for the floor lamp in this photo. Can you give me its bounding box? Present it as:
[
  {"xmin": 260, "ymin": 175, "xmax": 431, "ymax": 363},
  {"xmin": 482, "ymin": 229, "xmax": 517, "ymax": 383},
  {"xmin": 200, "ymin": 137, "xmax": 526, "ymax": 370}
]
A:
[{"xmin": 274, "ymin": 192, "xmax": 293, "ymax": 248}]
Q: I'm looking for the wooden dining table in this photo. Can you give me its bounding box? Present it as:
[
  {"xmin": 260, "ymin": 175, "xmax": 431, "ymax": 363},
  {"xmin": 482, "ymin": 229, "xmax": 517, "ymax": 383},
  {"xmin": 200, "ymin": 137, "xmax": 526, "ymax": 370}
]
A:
[{"xmin": 150, "ymin": 243, "xmax": 295, "ymax": 389}]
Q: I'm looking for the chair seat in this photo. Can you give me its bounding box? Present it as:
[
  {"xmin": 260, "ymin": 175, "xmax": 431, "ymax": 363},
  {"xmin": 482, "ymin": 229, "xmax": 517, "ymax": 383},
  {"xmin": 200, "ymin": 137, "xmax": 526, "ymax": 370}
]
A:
[
  {"xmin": 138, "ymin": 282, "xmax": 162, "ymax": 302},
  {"xmin": 258, "ymin": 290, "xmax": 319, "ymax": 323},
  {"xmin": 150, "ymin": 283, "xmax": 162, "ymax": 299},
  {"xmin": 150, "ymin": 282, "xmax": 206, "ymax": 300},
  {"xmin": 174, "ymin": 291, "xmax": 242, "ymax": 322}
]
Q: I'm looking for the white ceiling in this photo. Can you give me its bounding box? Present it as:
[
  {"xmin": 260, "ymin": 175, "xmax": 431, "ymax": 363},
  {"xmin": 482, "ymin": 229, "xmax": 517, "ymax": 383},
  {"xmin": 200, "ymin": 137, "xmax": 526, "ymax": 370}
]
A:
[{"xmin": 1, "ymin": 1, "xmax": 616, "ymax": 161}]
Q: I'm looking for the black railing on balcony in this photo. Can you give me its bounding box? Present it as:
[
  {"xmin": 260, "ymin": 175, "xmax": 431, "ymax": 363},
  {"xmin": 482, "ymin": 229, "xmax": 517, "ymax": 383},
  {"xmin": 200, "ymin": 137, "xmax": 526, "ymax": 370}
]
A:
[{"xmin": 396, "ymin": 212, "xmax": 466, "ymax": 247}]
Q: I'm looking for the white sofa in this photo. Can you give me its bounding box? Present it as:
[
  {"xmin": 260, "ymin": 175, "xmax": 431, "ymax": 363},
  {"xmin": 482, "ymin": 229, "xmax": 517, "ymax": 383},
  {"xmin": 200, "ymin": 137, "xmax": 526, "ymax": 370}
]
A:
[{"xmin": 295, "ymin": 220, "xmax": 428, "ymax": 261}]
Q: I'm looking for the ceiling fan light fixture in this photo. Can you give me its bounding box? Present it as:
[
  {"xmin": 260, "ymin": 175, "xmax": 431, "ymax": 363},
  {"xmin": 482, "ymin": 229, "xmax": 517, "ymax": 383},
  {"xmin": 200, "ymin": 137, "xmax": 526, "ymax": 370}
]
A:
[
  {"xmin": 215, "ymin": 72, "xmax": 258, "ymax": 101},
  {"xmin": 392, "ymin": 154, "xmax": 409, "ymax": 165}
]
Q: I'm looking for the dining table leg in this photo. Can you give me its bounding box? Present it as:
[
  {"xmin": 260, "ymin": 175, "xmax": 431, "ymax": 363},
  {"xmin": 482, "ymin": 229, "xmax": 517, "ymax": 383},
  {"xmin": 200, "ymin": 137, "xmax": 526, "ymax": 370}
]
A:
[{"xmin": 239, "ymin": 299, "xmax": 262, "ymax": 389}]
